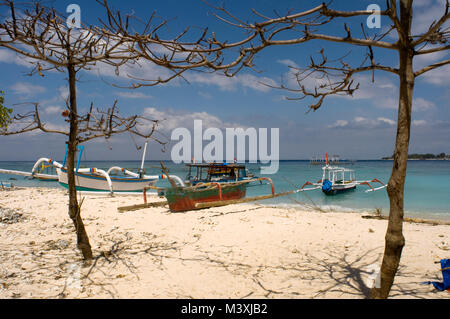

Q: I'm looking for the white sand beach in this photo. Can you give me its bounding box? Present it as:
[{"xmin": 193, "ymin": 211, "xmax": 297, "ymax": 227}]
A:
[{"xmin": 0, "ymin": 187, "xmax": 448, "ymax": 299}]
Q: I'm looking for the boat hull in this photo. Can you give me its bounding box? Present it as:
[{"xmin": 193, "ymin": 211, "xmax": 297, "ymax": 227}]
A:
[
  {"xmin": 165, "ymin": 184, "xmax": 247, "ymax": 212},
  {"xmin": 323, "ymin": 185, "xmax": 357, "ymax": 196},
  {"xmin": 57, "ymin": 168, "xmax": 157, "ymax": 193},
  {"xmin": 35, "ymin": 174, "xmax": 58, "ymax": 181}
]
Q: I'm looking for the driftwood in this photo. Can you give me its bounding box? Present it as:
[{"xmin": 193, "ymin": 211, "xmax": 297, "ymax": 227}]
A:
[
  {"xmin": 362, "ymin": 215, "xmax": 450, "ymax": 226},
  {"xmin": 118, "ymin": 201, "xmax": 168, "ymax": 213}
]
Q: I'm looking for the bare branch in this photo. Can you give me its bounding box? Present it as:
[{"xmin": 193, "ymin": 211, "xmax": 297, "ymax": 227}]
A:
[
  {"xmin": 414, "ymin": 58, "xmax": 450, "ymax": 77},
  {"xmin": 414, "ymin": 44, "xmax": 450, "ymax": 55},
  {"xmin": 268, "ymin": 32, "xmax": 398, "ymax": 50},
  {"xmin": 412, "ymin": 0, "xmax": 450, "ymax": 46},
  {"xmin": 260, "ymin": 48, "xmax": 397, "ymax": 112}
]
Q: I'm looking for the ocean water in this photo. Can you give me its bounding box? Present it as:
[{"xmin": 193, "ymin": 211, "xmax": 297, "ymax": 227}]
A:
[{"xmin": 1, "ymin": 160, "xmax": 449, "ymax": 220}]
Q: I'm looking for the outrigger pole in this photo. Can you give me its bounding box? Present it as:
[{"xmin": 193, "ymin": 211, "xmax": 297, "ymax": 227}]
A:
[
  {"xmin": 194, "ymin": 190, "xmax": 298, "ymax": 209},
  {"xmin": 117, "ymin": 177, "xmax": 289, "ymax": 213}
]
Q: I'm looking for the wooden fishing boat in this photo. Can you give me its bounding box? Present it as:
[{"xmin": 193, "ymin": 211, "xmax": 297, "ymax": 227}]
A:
[
  {"xmin": 120, "ymin": 176, "xmax": 293, "ymax": 213},
  {"xmin": 317, "ymin": 166, "xmax": 358, "ymax": 195},
  {"xmin": 153, "ymin": 162, "xmax": 257, "ymax": 211},
  {"xmin": 300, "ymin": 154, "xmax": 386, "ymax": 195},
  {"xmin": 164, "ymin": 181, "xmax": 247, "ymax": 212}
]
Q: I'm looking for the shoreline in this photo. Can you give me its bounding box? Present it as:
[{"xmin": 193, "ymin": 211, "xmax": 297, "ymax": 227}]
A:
[
  {"xmin": 3, "ymin": 185, "xmax": 450, "ymax": 222},
  {"xmin": 0, "ymin": 187, "xmax": 449, "ymax": 299}
]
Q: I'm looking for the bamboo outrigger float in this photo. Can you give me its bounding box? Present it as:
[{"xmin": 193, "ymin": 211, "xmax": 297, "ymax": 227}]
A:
[{"xmin": 0, "ymin": 168, "xmax": 58, "ymax": 181}]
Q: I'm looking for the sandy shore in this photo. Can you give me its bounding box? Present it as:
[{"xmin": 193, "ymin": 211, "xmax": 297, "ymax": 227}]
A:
[{"xmin": 0, "ymin": 187, "xmax": 448, "ymax": 299}]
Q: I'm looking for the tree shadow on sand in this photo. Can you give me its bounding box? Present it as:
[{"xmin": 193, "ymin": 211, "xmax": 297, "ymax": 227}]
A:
[{"xmin": 52, "ymin": 233, "xmax": 443, "ymax": 299}]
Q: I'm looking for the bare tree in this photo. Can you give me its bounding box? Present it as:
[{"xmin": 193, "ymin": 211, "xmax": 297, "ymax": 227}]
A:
[
  {"xmin": 125, "ymin": 0, "xmax": 449, "ymax": 298},
  {"xmin": 0, "ymin": 0, "xmax": 199, "ymax": 260}
]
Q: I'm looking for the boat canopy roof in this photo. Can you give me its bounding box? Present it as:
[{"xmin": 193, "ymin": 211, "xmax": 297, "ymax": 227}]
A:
[
  {"xmin": 186, "ymin": 163, "xmax": 247, "ymax": 169},
  {"xmin": 322, "ymin": 165, "xmax": 354, "ymax": 172}
]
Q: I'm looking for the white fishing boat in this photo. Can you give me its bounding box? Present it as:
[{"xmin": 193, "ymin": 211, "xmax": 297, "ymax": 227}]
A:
[
  {"xmin": 56, "ymin": 167, "xmax": 160, "ymax": 193},
  {"xmin": 300, "ymin": 154, "xmax": 386, "ymax": 195},
  {"xmin": 0, "ymin": 142, "xmax": 184, "ymax": 195}
]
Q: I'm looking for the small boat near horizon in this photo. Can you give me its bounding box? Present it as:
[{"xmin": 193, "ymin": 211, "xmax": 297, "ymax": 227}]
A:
[{"xmin": 310, "ymin": 154, "xmax": 355, "ymax": 166}]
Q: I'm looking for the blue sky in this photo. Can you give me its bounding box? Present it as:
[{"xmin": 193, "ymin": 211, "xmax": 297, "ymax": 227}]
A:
[{"xmin": 0, "ymin": 0, "xmax": 448, "ymax": 161}]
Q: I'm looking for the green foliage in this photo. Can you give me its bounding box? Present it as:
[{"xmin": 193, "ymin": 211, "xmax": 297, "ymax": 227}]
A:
[
  {"xmin": 0, "ymin": 91, "xmax": 12, "ymax": 129},
  {"xmin": 382, "ymin": 153, "xmax": 449, "ymax": 160}
]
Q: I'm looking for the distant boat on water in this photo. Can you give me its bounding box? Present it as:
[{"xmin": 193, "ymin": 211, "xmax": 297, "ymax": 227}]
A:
[{"xmin": 310, "ymin": 154, "xmax": 355, "ymax": 166}]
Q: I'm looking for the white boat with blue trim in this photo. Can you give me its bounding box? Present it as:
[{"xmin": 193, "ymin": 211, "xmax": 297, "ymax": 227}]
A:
[
  {"xmin": 56, "ymin": 167, "xmax": 160, "ymax": 193},
  {"xmin": 0, "ymin": 142, "xmax": 184, "ymax": 195},
  {"xmin": 51, "ymin": 143, "xmax": 183, "ymax": 194},
  {"xmin": 299, "ymin": 154, "xmax": 387, "ymax": 195}
]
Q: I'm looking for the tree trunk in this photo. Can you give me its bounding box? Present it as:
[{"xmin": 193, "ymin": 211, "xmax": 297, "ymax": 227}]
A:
[
  {"xmin": 370, "ymin": 0, "xmax": 414, "ymax": 299},
  {"xmin": 67, "ymin": 64, "xmax": 93, "ymax": 260}
]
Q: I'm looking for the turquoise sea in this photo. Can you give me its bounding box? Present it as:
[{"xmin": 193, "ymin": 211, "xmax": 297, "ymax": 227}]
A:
[{"xmin": 1, "ymin": 160, "xmax": 449, "ymax": 220}]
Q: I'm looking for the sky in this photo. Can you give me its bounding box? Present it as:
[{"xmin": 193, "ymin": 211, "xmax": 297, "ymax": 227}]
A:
[{"xmin": 0, "ymin": 0, "xmax": 448, "ymax": 161}]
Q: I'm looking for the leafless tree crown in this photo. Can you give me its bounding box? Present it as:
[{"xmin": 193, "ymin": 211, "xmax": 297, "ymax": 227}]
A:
[{"xmin": 103, "ymin": 0, "xmax": 448, "ymax": 111}]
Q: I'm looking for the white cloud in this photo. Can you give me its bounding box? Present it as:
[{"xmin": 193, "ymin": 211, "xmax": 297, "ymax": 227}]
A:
[
  {"xmin": 198, "ymin": 91, "xmax": 212, "ymax": 99},
  {"xmin": 44, "ymin": 106, "xmax": 63, "ymax": 115},
  {"xmin": 143, "ymin": 107, "xmax": 243, "ymax": 133},
  {"xmin": 414, "ymin": 98, "xmax": 435, "ymax": 111},
  {"xmin": 347, "ymin": 74, "xmax": 397, "ymax": 103},
  {"xmin": 280, "ymin": 63, "xmax": 329, "ymax": 94},
  {"xmin": 186, "ymin": 72, "xmax": 276, "ymax": 93},
  {"xmin": 413, "ymin": 120, "xmax": 427, "ymax": 126},
  {"xmin": 414, "ymin": 50, "xmax": 448, "ymax": 70},
  {"xmin": 43, "ymin": 123, "xmax": 68, "ymax": 133},
  {"xmin": 58, "ymin": 86, "xmax": 69, "ymax": 101},
  {"xmin": 377, "ymin": 117, "xmax": 396, "ymax": 126},
  {"xmin": 116, "ymin": 91, "xmax": 152, "ymax": 99},
  {"xmin": 277, "ymin": 64, "xmax": 401, "ymax": 109},
  {"xmin": 277, "ymin": 59, "xmax": 299, "ymax": 68},
  {"xmin": 92, "ymin": 58, "xmax": 174, "ymax": 85},
  {"xmin": 328, "ymin": 120, "xmax": 349, "ymax": 128},
  {"xmin": 238, "ymin": 73, "xmax": 277, "ymax": 92},
  {"xmin": 35, "ymin": 86, "xmax": 71, "ymax": 112},
  {"xmin": 412, "ymin": 0, "xmax": 449, "ymax": 35},
  {"xmin": 329, "ymin": 116, "xmax": 396, "ymax": 130},
  {"xmin": 10, "ymin": 82, "xmax": 46, "ymax": 97},
  {"xmin": 420, "ymin": 64, "xmax": 450, "ymax": 86},
  {"xmin": 328, "ymin": 74, "xmax": 400, "ymax": 110},
  {"xmin": 413, "ymin": 0, "xmax": 435, "ymax": 7},
  {"xmin": 0, "ymin": 49, "xmax": 34, "ymax": 68}
]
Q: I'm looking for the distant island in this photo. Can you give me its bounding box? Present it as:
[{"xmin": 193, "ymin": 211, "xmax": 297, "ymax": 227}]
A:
[{"xmin": 382, "ymin": 153, "xmax": 450, "ymax": 160}]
